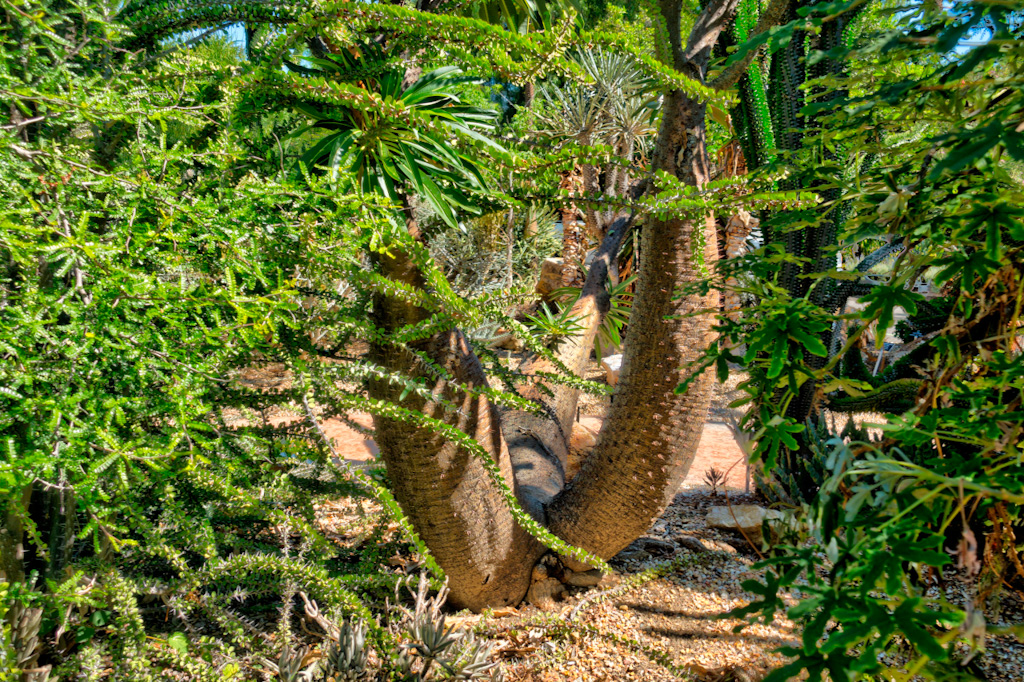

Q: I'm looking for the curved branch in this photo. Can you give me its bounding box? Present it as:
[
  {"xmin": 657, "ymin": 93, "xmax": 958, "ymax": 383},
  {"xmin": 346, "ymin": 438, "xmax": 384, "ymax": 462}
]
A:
[
  {"xmin": 710, "ymin": 0, "xmax": 791, "ymax": 91},
  {"xmin": 502, "ymin": 212, "xmax": 636, "ymax": 521}
]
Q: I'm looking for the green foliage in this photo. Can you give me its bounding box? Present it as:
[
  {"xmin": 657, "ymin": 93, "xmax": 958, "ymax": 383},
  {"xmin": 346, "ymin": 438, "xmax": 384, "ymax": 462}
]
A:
[
  {"xmin": 692, "ymin": 1, "xmax": 1024, "ymax": 678},
  {"xmin": 428, "ymin": 206, "xmax": 560, "ymax": 297},
  {"xmin": 552, "ymin": 273, "xmax": 635, "ymax": 360},
  {"xmin": 292, "ymin": 51, "xmax": 503, "ymax": 227},
  {"xmin": 3, "ymin": 0, "xmax": 649, "ymax": 672},
  {"xmin": 525, "ymin": 301, "xmax": 586, "ymax": 347},
  {"xmin": 0, "ymin": 1, "xmax": 479, "ymax": 675}
]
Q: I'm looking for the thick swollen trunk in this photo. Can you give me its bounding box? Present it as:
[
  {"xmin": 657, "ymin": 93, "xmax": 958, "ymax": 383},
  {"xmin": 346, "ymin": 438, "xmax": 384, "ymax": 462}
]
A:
[
  {"xmin": 546, "ymin": 107, "xmax": 721, "ymax": 564},
  {"xmin": 546, "ymin": 0, "xmax": 732, "ymax": 565},
  {"xmin": 368, "ymin": 0, "xmax": 740, "ymax": 610},
  {"xmin": 368, "ymin": 324, "xmax": 543, "ymax": 610},
  {"xmin": 366, "ymin": 209, "xmax": 542, "ymax": 611},
  {"xmin": 1, "ymin": 487, "xmax": 29, "ymax": 585}
]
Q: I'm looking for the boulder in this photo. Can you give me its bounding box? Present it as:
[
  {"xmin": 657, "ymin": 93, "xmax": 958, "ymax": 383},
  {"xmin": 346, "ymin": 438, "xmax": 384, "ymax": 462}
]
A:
[
  {"xmin": 536, "ymin": 257, "xmax": 565, "ymax": 301},
  {"xmin": 706, "ymin": 505, "xmax": 784, "ymax": 543},
  {"xmin": 601, "ymin": 354, "xmax": 623, "ymax": 386}
]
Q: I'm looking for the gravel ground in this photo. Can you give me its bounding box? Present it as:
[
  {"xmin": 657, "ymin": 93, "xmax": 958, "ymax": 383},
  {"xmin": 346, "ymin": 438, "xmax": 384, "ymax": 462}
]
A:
[
  {"xmin": 258, "ymin": 357, "xmax": 1024, "ymax": 681},
  {"xmin": 316, "ymin": 484, "xmax": 1024, "ymax": 682},
  {"xmin": 445, "ymin": 490, "xmax": 800, "ymax": 682}
]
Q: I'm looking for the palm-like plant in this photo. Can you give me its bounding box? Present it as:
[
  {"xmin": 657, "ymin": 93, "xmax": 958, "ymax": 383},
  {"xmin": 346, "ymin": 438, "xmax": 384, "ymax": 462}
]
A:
[
  {"xmin": 534, "ymin": 48, "xmax": 657, "ymax": 285},
  {"xmin": 292, "ymin": 47, "xmax": 503, "ymax": 227},
  {"xmin": 535, "ymin": 48, "xmax": 655, "ymax": 146}
]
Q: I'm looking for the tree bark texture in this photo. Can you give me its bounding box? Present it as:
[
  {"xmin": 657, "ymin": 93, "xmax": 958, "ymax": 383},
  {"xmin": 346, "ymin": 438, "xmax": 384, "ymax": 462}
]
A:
[
  {"xmin": 367, "ymin": 0, "xmax": 740, "ymax": 609},
  {"xmin": 545, "ymin": 0, "xmax": 733, "ymax": 566},
  {"xmin": 368, "ymin": 247, "xmax": 544, "ymax": 611}
]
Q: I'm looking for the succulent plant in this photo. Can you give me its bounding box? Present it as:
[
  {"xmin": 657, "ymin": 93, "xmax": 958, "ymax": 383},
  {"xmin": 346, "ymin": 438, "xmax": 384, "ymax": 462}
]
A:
[{"xmin": 321, "ymin": 620, "xmax": 369, "ymax": 681}]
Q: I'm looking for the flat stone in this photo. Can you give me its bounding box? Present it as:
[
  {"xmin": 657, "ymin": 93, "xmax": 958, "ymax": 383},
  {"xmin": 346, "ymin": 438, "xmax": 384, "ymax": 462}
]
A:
[
  {"xmin": 706, "ymin": 505, "xmax": 784, "ymax": 543},
  {"xmin": 600, "ymin": 354, "xmax": 623, "ymax": 386}
]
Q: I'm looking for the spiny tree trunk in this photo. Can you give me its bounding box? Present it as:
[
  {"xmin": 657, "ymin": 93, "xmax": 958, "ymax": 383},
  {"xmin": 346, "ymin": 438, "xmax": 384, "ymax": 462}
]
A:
[
  {"xmin": 546, "ymin": 0, "xmax": 731, "ymax": 563},
  {"xmin": 368, "ymin": 238, "xmax": 545, "ymax": 610},
  {"xmin": 369, "ymin": 0, "xmax": 745, "ymax": 610}
]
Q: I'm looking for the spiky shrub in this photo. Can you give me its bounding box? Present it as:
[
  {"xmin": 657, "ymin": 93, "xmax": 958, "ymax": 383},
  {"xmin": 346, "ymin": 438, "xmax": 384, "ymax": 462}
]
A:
[
  {"xmin": 428, "ymin": 206, "xmax": 560, "ymax": 298},
  {"xmin": 322, "ymin": 619, "xmax": 369, "ymax": 680},
  {"xmin": 0, "ymin": 0, "xmax": 627, "ymax": 676},
  {"xmin": 392, "ymin": 576, "xmax": 497, "ymax": 681},
  {"xmin": 1, "ymin": 3, "xmax": 443, "ymax": 678}
]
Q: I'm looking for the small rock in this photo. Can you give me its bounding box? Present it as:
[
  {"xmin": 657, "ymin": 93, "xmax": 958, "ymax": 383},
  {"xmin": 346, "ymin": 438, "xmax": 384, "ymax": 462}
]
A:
[
  {"xmin": 706, "ymin": 505, "xmax": 784, "ymax": 543},
  {"xmin": 601, "ymin": 354, "xmax": 623, "ymax": 386},
  {"xmin": 564, "ymin": 568, "xmax": 604, "ymax": 587},
  {"xmin": 706, "ymin": 539, "xmax": 738, "ymax": 554},
  {"xmin": 536, "ymin": 257, "xmax": 565, "ymax": 301},
  {"xmin": 527, "ymin": 561, "xmax": 566, "ymax": 610},
  {"xmin": 527, "ymin": 578, "xmax": 566, "ymax": 611}
]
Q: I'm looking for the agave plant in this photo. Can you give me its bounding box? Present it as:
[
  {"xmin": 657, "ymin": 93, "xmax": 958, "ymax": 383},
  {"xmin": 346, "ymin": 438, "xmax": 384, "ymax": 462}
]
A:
[{"xmin": 291, "ymin": 45, "xmax": 504, "ymax": 227}]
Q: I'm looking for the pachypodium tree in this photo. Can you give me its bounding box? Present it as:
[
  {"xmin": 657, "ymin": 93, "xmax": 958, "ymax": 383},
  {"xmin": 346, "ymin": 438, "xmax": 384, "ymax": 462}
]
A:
[
  {"xmin": 3, "ymin": 24, "xmax": 801, "ymax": 682},
  {"xmin": 114, "ymin": 0, "xmax": 803, "ymax": 613},
  {"xmin": 533, "ymin": 46, "xmax": 657, "ymax": 285}
]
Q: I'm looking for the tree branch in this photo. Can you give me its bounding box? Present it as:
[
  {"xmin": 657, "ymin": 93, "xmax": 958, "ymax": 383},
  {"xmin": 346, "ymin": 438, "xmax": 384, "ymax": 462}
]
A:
[
  {"xmin": 685, "ymin": 0, "xmax": 744, "ymax": 71},
  {"xmin": 710, "ymin": 0, "xmax": 791, "ymax": 91}
]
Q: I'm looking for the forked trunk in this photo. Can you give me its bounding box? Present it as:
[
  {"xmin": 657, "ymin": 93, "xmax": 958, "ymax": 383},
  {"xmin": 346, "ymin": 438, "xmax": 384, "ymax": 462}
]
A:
[
  {"xmin": 546, "ymin": 0, "xmax": 732, "ymax": 566},
  {"xmin": 367, "ymin": 0, "xmax": 741, "ymax": 610}
]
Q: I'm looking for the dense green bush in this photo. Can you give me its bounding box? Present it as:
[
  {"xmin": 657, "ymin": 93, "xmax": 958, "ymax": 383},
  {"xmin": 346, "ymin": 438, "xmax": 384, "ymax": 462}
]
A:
[
  {"xmin": 0, "ymin": 3, "xmax": 443, "ymax": 677},
  {"xmin": 688, "ymin": 1, "xmax": 1024, "ymax": 678},
  {"xmin": 0, "ymin": 0, "xmax": 611, "ymax": 675}
]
